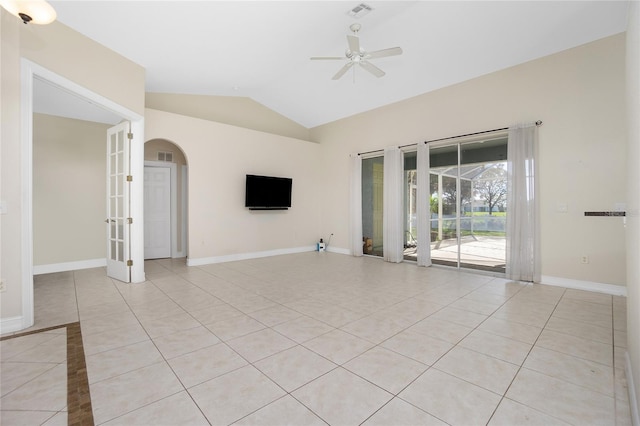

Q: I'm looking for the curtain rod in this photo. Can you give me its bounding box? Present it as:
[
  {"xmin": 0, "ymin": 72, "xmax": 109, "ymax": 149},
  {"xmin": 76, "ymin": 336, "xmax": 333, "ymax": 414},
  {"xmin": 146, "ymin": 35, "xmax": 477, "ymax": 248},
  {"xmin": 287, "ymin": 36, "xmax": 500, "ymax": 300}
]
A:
[{"xmin": 357, "ymin": 120, "xmax": 542, "ymax": 156}]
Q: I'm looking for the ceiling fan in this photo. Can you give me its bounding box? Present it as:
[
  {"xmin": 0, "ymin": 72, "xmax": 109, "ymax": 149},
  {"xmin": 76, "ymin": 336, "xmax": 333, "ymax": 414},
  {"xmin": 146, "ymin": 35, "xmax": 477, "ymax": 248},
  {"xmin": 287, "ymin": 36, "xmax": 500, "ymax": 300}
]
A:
[{"xmin": 311, "ymin": 23, "xmax": 403, "ymax": 80}]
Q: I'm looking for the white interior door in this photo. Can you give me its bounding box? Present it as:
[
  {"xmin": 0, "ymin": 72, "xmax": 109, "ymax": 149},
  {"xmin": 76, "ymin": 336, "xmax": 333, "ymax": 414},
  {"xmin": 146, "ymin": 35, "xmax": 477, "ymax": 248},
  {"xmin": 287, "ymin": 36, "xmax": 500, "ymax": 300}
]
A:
[
  {"xmin": 144, "ymin": 166, "xmax": 171, "ymax": 259},
  {"xmin": 106, "ymin": 122, "xmax": 131, "ymax": 282}
]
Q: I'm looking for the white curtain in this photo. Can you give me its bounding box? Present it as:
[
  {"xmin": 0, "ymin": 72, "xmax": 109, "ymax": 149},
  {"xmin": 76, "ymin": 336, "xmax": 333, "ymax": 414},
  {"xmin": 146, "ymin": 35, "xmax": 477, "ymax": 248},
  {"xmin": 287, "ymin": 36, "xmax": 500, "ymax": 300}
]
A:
[
  {"xmin": 416, "ymin": 142, "xmax": 432, "ymax": 267},
  {"xmin": 506, "ymin": 123, "xmax": 540, "ymax": 282},
  {"xmin": 349, "ymin": 154, "xmax": 363, "ymax": 257},
  {"xmin": 383, "ymin": 147, "xmax": 404, "ymax": 263}
]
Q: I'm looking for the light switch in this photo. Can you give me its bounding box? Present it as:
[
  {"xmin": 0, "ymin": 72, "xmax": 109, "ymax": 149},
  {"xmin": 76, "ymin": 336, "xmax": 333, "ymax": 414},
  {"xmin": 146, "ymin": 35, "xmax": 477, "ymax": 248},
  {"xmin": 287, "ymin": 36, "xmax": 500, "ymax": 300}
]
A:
[
  {"xmin": 0, "ymin": 201, "xmax": 6, "ymax": 215},
  {"xmin": 557, "ymin": 203, "xmax": 568, "ymax": 213}
]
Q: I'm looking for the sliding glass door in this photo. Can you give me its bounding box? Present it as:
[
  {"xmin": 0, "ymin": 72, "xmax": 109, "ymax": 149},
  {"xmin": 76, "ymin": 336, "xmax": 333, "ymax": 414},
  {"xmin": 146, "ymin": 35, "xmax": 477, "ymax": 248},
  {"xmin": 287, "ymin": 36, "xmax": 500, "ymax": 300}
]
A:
[
  {"xmin": 362, "ymin": 156, "xmax": 384, "ymax": 257},
  {"xmin": 404, "ymin": 136, "xmax": 508, "ymax": 273}
]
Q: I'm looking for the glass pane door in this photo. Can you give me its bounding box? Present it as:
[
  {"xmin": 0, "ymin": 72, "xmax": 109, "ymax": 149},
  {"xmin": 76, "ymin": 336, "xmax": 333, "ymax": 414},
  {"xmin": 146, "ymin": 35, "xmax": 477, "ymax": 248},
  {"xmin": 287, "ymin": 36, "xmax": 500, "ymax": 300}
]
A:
[
  {"xmin": 428, "ymin": 137, "xmax": 508, "ymax": 273},
  {"xmin": 362, "ymin": 156, "xmax": 384, "ymax": 257}
]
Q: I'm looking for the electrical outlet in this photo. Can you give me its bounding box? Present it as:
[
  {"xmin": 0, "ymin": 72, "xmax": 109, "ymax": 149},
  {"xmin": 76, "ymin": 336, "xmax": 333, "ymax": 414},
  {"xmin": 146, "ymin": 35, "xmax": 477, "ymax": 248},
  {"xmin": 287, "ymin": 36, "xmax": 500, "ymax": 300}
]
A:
[
  {"xmin": 0, "ymin": 280, "xmax": 5, "ymax": 292},
  {"xmin": 580, "ymin": 256, "xmax": 589, "ymax": 264}
]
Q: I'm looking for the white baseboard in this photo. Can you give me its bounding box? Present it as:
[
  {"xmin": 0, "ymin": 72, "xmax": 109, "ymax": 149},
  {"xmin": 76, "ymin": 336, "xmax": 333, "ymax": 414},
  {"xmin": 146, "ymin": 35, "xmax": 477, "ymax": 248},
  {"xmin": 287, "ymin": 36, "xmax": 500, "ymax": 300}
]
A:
[
  {"xmin": 539, "ymin": 275, "xmax": 627, "ymax": 297},
  {"xmin": 33, "ymin": 258, "xmax": 107, "ymax": 275},
  {"xmin": 187, "ymin": 246, "xmax": 318, "ymax": 266},
  {"xmin": 627, "ymin": 352, "xmax": 640, "ymax": 426},
  {"xmin": 327, "ymin": 246, "xmax": 350, "ymax": 255},
  {"xmin": 0, "ymin": 316, "xmax": 26, "ymax": 335}
]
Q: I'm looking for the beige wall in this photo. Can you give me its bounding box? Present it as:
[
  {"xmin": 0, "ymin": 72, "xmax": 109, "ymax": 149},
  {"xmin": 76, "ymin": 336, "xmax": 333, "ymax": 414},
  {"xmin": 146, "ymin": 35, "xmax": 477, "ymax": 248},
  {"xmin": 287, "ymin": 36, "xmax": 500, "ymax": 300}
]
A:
[
  {"xmin": 146, "ymin": 93, "xmax": 310, "ymax": 141},
  {"xmin": 0, "ymin": 9, "xmax": 145, "ymax": 327},
  {"xmin": 625, "ymin": 0, "xmax": 640, "ymax": 418},
  {"xmin": 1, "ymin": 10, "xmax": 23, "ymax": 319},
  {"xmin": 145, "ymin": 109, "xmax": 321, "ymax": 261},
  {"xmin": 311, "ymin": 33, "xmax": 627, "ymax": 287},
  {"xmin": 144, "ymin": 139, "xmax": 188, "ymax": 254},
  {"xmin": 32, "ymin": 114, "xmax": 108, "ymax": 265}
]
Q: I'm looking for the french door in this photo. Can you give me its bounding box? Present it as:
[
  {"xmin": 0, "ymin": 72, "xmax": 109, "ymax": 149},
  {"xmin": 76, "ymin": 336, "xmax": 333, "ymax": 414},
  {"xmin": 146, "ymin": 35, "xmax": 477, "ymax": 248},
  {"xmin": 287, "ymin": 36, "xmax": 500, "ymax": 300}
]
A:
[{"xmin": 106, "ymin": 122, "xmax": 131, "ymax": 282}]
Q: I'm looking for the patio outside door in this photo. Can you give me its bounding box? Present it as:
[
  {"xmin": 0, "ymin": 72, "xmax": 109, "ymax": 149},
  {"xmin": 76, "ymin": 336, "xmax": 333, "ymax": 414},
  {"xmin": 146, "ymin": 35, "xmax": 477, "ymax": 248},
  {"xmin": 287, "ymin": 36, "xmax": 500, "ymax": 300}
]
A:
[{"xmin": 405, "ymin": 136, "xmax": 508, "ymax": 273}]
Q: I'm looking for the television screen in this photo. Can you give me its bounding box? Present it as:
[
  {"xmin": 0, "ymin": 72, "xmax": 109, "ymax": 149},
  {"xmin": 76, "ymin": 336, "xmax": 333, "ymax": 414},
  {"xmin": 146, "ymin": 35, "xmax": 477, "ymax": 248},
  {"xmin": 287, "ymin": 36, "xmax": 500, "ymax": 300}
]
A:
[{"xmin": 245, "ymin": 174, "xmax": 292, "ymax": 210}]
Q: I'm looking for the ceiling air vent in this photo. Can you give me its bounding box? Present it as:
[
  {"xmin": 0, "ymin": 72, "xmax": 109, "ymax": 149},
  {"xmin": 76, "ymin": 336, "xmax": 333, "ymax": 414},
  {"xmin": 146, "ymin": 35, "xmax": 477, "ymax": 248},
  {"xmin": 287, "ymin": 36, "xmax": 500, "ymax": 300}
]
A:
[{"xmin": 347, "ymin": 3, "xmax": 373, "ymax": 19}]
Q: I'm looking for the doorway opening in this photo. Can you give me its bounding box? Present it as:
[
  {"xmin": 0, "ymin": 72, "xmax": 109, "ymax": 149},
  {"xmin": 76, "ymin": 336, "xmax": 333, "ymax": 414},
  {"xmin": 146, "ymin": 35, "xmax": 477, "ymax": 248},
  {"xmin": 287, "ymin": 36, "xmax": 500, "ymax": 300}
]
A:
[{"xmin": 144, "ymin": 139, "xmax": 188, "ymax": 260}]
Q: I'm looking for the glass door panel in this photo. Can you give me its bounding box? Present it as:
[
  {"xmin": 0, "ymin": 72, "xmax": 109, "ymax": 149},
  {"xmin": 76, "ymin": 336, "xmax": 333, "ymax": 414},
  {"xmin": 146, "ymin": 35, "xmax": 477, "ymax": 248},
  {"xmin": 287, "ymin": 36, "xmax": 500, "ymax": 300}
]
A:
[
  {"xmin": 362, "ymin": 156, "xmax": 384, "ymax": 257},
  {"xmin": 459, "ymin": 139, "xmax": 507, "ymax": 272}
]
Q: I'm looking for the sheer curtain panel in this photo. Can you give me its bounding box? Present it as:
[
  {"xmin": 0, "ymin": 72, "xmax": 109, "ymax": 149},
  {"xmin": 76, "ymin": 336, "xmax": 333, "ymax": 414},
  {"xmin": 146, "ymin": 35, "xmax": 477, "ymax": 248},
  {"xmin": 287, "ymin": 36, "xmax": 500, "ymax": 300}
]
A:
[
  {"xmin": 506, "ymin": 123, "xmax": 540, "ymax": 282},
  {"xmin": 349, "ymin": 154, "xmax": 363, "ymax": 257},
  {"xmin": 416, "ymin": 142, "xmax": 432, "ymax": 267},
  {"xmin": 383, "ymin": 147, "xmax": 404, "ymax": 263}
]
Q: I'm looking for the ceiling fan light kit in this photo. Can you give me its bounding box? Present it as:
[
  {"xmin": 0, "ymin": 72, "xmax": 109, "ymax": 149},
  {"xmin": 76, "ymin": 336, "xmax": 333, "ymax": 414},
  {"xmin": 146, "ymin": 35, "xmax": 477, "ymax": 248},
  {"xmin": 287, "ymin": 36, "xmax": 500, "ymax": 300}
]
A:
[
  {"xmin": 311, "ymin": 23, "xmax": 402, "ymax": 81},
  {"xmin": 0, "ymin": 0, "xmax": 57, "ymax": 24}
]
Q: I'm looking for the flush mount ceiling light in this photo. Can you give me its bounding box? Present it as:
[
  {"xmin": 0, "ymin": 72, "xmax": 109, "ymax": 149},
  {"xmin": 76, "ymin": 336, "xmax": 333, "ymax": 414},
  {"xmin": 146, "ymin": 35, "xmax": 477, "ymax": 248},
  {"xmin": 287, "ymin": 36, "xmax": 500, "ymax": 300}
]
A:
[{"xmin": 0, "ymin": 0, "xmax": 57, "ymax": 24}]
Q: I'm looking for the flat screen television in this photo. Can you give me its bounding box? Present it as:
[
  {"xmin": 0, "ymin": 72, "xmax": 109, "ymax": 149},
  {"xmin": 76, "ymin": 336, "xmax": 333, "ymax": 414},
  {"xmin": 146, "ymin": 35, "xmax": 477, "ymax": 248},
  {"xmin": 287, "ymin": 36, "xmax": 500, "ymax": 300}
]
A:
[{"xmin": 245, "ymin": 174, "xmax": 292, "ymax": 210}]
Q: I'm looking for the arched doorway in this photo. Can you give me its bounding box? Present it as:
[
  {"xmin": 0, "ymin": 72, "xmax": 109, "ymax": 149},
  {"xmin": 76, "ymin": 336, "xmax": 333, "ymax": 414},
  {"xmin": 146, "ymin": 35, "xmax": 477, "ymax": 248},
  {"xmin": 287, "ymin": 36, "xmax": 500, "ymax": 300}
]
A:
[{"xmin": 143, "ymin": 139, "xmax": 188, "ymax": 260}]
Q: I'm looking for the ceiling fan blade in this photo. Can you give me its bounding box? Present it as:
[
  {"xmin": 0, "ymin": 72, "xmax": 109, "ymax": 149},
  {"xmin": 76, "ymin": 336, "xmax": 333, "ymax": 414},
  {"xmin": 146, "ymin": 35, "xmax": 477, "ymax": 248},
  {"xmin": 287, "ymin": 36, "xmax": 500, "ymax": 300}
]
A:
[
  {"xmin": 332, "ymin": 62, "xmax": 354, "ymax": 80},
  {"xmin": 347, "ymin": 35, "xmax": 360, "ymax": 53},
  {"xmin": 367, "ymin": 47, "xmax": 403, "ymax": 59},
  {"xmin": 360, "ymin": 61, "xmax": 385, "ymax": 78},
  {"xmin": 310, "ymin": 56, "xmax": 345, "ymax": 60}
]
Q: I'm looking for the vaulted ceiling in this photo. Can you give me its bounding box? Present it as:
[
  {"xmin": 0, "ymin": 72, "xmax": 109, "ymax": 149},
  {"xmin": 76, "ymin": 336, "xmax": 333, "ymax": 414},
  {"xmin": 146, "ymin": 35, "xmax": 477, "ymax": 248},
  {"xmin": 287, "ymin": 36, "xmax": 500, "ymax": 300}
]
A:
[{"xmin": 44, "ymin": 1, "xmax": 629, "ymax": 128}]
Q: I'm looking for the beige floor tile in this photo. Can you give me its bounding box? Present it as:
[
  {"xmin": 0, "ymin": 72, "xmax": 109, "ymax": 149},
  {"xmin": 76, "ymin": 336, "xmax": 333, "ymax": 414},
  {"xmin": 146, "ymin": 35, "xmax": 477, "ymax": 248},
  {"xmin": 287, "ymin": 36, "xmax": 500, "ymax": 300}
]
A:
[
  {"xmin": 362, "ymin": 397, "xmax": 447, "ymax": 426},
  {"xmin": 103, "ymin": 391, "xmax": 209, "ymax": 426},
  {"xmin": 168, "ymin": 343, "xmax": 248, "ymax": 389},
  {"xmin": 305, "ymin": 305, "xmax": 364, "ymax": 328},
  {"xmin": 1, "ymin": 361, "xmax": 58, "ymax": 397},
  {"xmin": 254, "ymin": 345, "xmax": 336, "ymax": 392},
  {"xmin": 82, "ymin": 322, "xmax": 150, "ymax": 356},
  {"xmin": 478, "ymin": 316, "xmax": 542, "ymax": 344},
  {"xmin": 0, "ymin": 410, "xmax": 58, "ymax": 426},
  {"xmin": 536, "ymin": 329, "xmax": 613, "ymax": 366},
  {"xmin": 399, "ymin": 368, "xmax": 501, "ymax": 425},
  {"xmin": 292, "ymin": 367, "xmax": 393, "ymax": 426},
  {"xmin": 409, "ymin": 316, "xmax": 473, "ymax": 344},
  {"xmin": 272, "ymin": 316, "xmax": 334, "ymax": 343},
  {"xmin": 340, "ymin": 314, "xmax": 409, "ymax": 344},
  {"xmin": 3, "ymin": 334, "xmax": 66, "ymax": 363},
  {"xmin": 303, "ymin": 329, "xmax": 375, "ymax": 364},
  {"xmin": 205, "ymin": 314, "xmax": 266, "ymax": 341},
  {"xmin": 139, "ymin": 311, "xmax": 202, "ymax": 338},
  {"xmin": 189, "ymin": 303, "xmax": 244, "ymax": 325},
  {"xmin": 545, "ymin": 315, "xmax": 612, "ymax": 345},
  {"xmin": 434, "ymin": 346, "xmax": 519, "ymax": 395},
  {"xmin": 429, "ymin": 306, "xmax": 488, "ymax": 328},
  {"xmin": 615, "ymin": 367, "xmax": 630, "ymax": 402},
  {"xmin": 381, "ymin": 330, "xmax": 453, "ymax": 365},
  {"xmin": 80, "ymin": 310, "xmax": 140, "ymax": 337},
  {"xmin": 248, "ymin": 305, "xmax": 303, "ymax": 327},
  {"xmin": 188, "ymin": 365, "xmax": 285, "ymax": 426},
  {"xmin": 233, "ymin": 395, "xmax": 326, "ymax": 426},
  {"xmin": 524, "ymin": 346, "xmax": 614, "ymax": 396},
  {"xmin": 506, "ymin": 367, "xmax": 615, "ymax": 425},
  {"xmin": 459, "ymin": 329, "xmax": 531, "ymax": 365},
  {"xmin": 0, "ymin": 363, "xmax": 67, "ymax": 412},
  {"xmin": 90, "ymin": 362, "xmax": 184, "ymax": 424},
  {"xmin": 488, "ymin": 397, "xmax": 571, "ymax": 425},
  {"xmin": 86, "ymin": 340, "xmax": 164, "ymax": 384},
  {"xmin": 0, "ymin": 332, "xmax": 60, "ymax": 359},
  {"xmin": 563, "ymin": 289, "xmax": 612, "ymax": 305},
  {"xmin": 41, "ymin": 411, "xmax": 66, "ymax": 426},
  {"xmin": 226, "ymin": 328, "xmax": 296, "ymax": 363},
  {"xmin": 344, "ymin": 346, "xmax": 428, "ymax": 394},
  {"xmin": 152, "ymin": 326, "xmax": 220, "ymax": 359},
  {"xmin": 449, "ymin": 298, "xmax": 501, "ymax": 316}
]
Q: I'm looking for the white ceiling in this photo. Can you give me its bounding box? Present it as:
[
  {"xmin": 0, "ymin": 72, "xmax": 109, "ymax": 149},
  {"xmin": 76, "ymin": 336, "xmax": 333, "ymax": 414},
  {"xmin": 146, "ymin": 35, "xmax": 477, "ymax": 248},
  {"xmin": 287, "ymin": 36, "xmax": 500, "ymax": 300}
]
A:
[{"xmin": 39, "ymin": 1, "xmax": 629, "ymax": 128}]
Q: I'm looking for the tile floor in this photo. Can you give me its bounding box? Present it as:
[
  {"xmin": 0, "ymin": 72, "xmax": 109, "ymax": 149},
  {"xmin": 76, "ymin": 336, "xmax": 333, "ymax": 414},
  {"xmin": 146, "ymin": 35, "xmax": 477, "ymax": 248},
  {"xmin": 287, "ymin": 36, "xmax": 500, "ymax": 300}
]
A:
[{"xmin": 0, "ymin": 252, "xmax": 633, "ymax": 425}]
